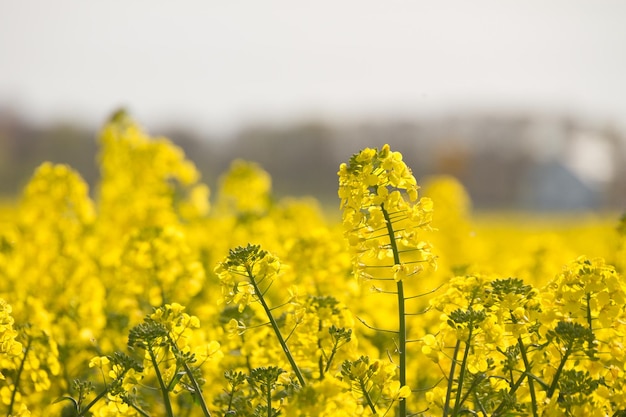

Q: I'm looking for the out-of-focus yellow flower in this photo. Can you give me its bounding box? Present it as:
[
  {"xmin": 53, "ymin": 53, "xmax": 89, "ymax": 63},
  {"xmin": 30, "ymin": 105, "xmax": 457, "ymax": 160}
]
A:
[{"xmin": 216, "ymin": 159, "xmax": 272, "ymax": 215}]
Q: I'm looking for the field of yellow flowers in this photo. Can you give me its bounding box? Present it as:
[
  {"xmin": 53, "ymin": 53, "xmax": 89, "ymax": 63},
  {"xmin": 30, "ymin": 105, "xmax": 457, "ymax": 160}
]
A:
[{"xmin": 1, "ymin": 112, "xmax": 626, "ymax": 417}]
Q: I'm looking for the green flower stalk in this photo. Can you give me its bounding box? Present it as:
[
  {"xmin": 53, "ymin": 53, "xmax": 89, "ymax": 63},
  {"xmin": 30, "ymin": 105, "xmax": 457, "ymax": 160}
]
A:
[
  {"xmin": 338, "ymin": 144, "xmax": 436, "ymax": 417},
  {"xmin": 215, "ymin": 244, "xmax": 306, "ymax": 388},
  {"xmin": 58, "ymin": 353, "xmax": 144, "ymax": 417},
  {"xmin": 127, "ymin": 304, "xmax": 221, "ymax": 417}
]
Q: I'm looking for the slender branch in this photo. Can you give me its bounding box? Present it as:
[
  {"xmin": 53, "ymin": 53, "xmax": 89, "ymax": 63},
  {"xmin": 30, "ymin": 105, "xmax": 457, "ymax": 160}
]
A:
[
  {"xmin": 404, "ymin": 284, "xmax": 444, "ymax": 300},
  {"xmin": 381, "ymin": 203, "xmax": 407, "ymax": 417},
  {"xmin": 79, "ymin": 388, "xmax": 110, "ymax": 417},
  {"xmin": 509, "ymin": 313, "xmax": 540, "ymax": 417},
  {"xmin": 149, "ymin": 346, "xmax": 174, "ymax": 417},
  {"xmin": 452, "ymin": 327, "xmax": 475, "ymax": 416},
  {"xmin": 459, "ymin": 373, "xmax": 484, "ymax": 412},
  {"xmin": 443, "ymin": 339, "xmax": 462, "ymax": 416},
  {"xmin": 518, "ymin": 336, "xmax": 539, "ymax": 417},
  {"xmin": 226, "ymin": 381, "xmax": 237, "ymax": 414},
  {"xmin": 8, "ymin": 336, "xmax": 32, "ymax": 417},
  {"xmin": 371, "ymin": 288, "xmax": 399, "ymax": 295},
  {"xmin": 360, "ymin": 378, "xmax": 378, "ymax": 415},
  {"xmin": 128, "ymin": 402, "xmax": 151, "ymax": 417},
  {"xmin": 546, "ymin": 347, "xmax": 571, "ymax": 399},
  {"xmin": 491, "ymin": 352, "xmax": 538, "ymax": 416},
  {"xmin": 246, "ymin": 266, "xmax": 306, "ymax": 387},
  {"xmin": 405, "ymin": 307, "xmax": 431, "ymax": 316},
  {"xmin": 318, "ymin": 322, "xmax": 325, "ymax": 380},
  {"xmin": 356, "ymin": 316, "xmax": 398, "ymax": 334},
  {"xmin": 585, "ymin": 292, "xmax": 597, "ymax": 355},
  {"xmin": 180, "ymin": 360, "xmax": 212, "ymax": 417},
  {"xmin": 324, "ymin": 345, "xmax": 338, "ymax": 374},
  {"xmin": 266, "ymin": 374, "xmax": 273, "ymax": 417}
]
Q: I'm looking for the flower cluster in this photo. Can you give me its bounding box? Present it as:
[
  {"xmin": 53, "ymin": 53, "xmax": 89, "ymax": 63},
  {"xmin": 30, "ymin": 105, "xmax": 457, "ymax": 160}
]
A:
[
  {"xmin": 0, "ymin": 299, "xmax": 22, "ymax": 378},
  {"xmin": 421, "ymin": 259, "xmax": 626, "ymax": 416},
  {"xmin": 215, "ymin": 244, "xmax": 282, "ymax": 312},
  {"xmin": 338, "ymin": 144, "xmax": 436, "ymax": 281},
  {"xmin": 216, "ymin": 159, "xmax": 273, "ymax": 217},
  {"xmin": 1, "ymin": 113, "xmax": 625, "ymax": 416}
]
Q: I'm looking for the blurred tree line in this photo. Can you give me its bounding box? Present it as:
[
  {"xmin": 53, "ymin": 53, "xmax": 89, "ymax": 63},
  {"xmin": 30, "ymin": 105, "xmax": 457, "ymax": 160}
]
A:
[{"xmin": 1, "ymin": 108, "xmax": 624, "ymax": 211}]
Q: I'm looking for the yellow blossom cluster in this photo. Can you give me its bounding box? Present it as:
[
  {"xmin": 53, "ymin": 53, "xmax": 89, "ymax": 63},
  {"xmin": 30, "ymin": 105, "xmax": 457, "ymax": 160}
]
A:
[
  {"xmin": 338, "ymin": 144, "xmax": 436, "ymax": 283},
  {"xmin": 0, "ymin": 113, "xmax": 624, "ymax": 416}
]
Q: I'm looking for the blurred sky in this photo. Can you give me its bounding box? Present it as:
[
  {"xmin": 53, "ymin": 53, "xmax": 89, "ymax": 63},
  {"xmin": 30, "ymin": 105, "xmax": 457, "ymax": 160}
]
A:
[{"xmin": 1, "ymin": 0, "xmax": 626, "ymax": 136}]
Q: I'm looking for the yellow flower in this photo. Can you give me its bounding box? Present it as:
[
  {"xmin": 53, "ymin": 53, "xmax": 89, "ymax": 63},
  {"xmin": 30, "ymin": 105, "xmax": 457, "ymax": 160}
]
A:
[{"xmin": 89, "ymin": 356, "xmax": 110, "ymax": 369}]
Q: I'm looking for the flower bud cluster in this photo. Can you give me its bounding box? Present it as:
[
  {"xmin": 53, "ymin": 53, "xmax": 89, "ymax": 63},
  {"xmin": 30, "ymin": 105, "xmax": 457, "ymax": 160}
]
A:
[
  {"xmin": 338, "ymin": 144, "xmax": 436, "ymax": 282},
  {"xmin": 215, "ymin": 244, "xmax": 281, "ymax": 312}
]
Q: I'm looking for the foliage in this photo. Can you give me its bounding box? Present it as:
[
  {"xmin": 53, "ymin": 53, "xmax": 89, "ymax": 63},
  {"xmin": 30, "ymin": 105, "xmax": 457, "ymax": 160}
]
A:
[{"xmin": 0, "ymin": 113, "xmax": 625, "ymax": 416}]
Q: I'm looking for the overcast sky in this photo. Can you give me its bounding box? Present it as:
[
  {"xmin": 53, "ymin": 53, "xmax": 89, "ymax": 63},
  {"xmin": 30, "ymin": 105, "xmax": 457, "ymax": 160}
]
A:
[{"xmin": 1, "ymin": 1, "xmax": 626, "ymax": 136}]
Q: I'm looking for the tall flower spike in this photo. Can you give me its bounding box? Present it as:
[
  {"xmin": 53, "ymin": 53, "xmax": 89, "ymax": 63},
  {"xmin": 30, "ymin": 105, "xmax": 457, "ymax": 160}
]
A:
[
  {"xmin": 215, "ymin": 244, "xmax": 306, "ymax": 387},
  {"xmin": 338, "ymin": 144, "xmax": 436, "ymax": 282},
  {"xmin": 338, "ymin": 144, "xmax": 436, "ymax": 417}
]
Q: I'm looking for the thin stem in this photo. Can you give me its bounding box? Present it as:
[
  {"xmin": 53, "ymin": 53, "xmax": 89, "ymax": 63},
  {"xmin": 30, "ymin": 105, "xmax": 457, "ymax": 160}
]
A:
[
  {"xmin": 8, "ymin": 336, "xmax": 32, "ymax": 417},
  {"xmin": 324, "ymin": 340, "xmax": 342, "ymax": 374},
  {"xmin": 360, "ymin": 378, "xmax": 378, "ymax": 415},
  {"xmin": 78, "ymin": 388, "xmax": 110, "ymax": 416},
  {"xmin": 181, "ymin": 360, "xmax": 212, "ymax": 417},
  {"xmin": 226, "ymin": 382, "xmax": 237, "ymax": 414},
  {"xmin": 241, "ymin": 333, "xmax": 254, "ymax": 374},
  {"xmin": 246, "ymin": 266, "xmax": 306, "ymax": 387},
  {"xmin": 318, "ymin": 322, "xmax": 325, "ymax": 380},
  {"xmin": 404, "ymin": 284, "xmax": 444, "ymax": 300},
  {"xmin": 149, "ymin": 346, "xmax": 175, "ymax": 417},
  {"xmin": 585, "ymin": 292, "xmax": 597, "ymax": 355},
  {"xmin": 128, "ymin": 402, "xmax": 151, "ymax": 417},
  {"xmin": 405, "ymin": 307, "xmax": 431, "ymax": 316},
  {"xmin": 452, "ymin": 328, "xmax": 474, "ymax": 416},
  {"xmin": 586, "ymin": 292, "xmax": 594, "ymax": 331},
  {"xmin": 458, "ymin": 373, "xmax": 485, "ymax": 413},
  {"xmin": 514, "ymin": 325, "xmax": 539, "ymax": 417},
  {"xmin": 357, "ymin": 316, "xmax": 398, "ymax": 333},
  {"xmin": 79, "ymin": 363, "xmax": 140, "ymax": 416},
  {"xmin": 491, "ymin": 345, "xmax": 539, "ymax": 417},
  {"xmin": 546, "ymin": 347, "xmax": 571, "ymax": 399},
  {"xmin": 266, "ymin": 375, "xmax": 272, "ymax": 417},
  {"xmin": 382, "ymin": 203, "xmax": 407, "ymax": 417},
  {"xmin": 443, "ymin": 339, "xmax": 462, "ymax": 417},
  {"xmin": 472, "ymin": 389, "xmax": 488, "ymax": 416}
]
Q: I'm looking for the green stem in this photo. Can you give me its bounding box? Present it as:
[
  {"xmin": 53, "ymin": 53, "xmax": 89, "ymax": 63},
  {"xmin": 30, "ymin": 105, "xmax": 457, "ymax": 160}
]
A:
[
  {"xmin": 360, "ymin": 378, "xmax": 378, "ymax": 415},
  {"xmin": 546, "ymin": 347, "xmax": 571, "ymax": 399},
  {"xmin": 266, "ymin": 374, "xmax": 273, "ymax": 417},
  {"xmin": 585, "ymin": 292, "xmax": 596, "ymax": 356},
  {"xmin": 491, "ymin": 345, "xmax": 540, "ymax": 417},
  {"xmin": 128, "ymin": 402, "xmax": 151, "ymax": 417},
  {"xmin": 149, "ymin": 346, "xmax": 175, "ymax": 417},
  {"xmin": 381, "ymin": 204, "xmax": 407, "ymax": 417},
  {"xmin": 241, "ymin": 333, "xmax": 253, "ymax": 374},
  {"xmin": 472, "ymin": 388, "xmax": 487, "ymax": 416},
  {"xmin": 517, "ymin": 337, "xmax": 539, "ymax": 417},
  {"xmin": 491, "ymin": 372, "xmax": 527, "ymax": 416},
  {"xmin": 78, "ymin": 388, "xmax": 110, "ymax": 416},
  {"xmin": 247, "ymin": 266, "xmax": 306, "ymax": 387},
  {"xmin": 226, "ymin": 381, "xmax": 238, "ymax": 415},
  {"xmin": 458, "ymin": 372, "xmax": 483, "ymax": 411},
  {"xmin": 324, "ymin": 344, "xmax": 339, "ymax": 374},
  {"xmin": 318, "ymin": 322, "xmax": 325, "ymax": 380},
  {"xmin": 181, "ymin": 360, "xmax": 212, "ymax": 417},
  {"xmin": 166, "ymin": 332, "xmax": 212, "ymax": 416},
  {"xmin": 443, "ymin": 339, "xmax": 462, "ymax": 416},
  {"xmin": 586, "ymin": 292, "xmax": 593, "ymax": 331},
  {"xmin": 452, "ymin": 327, "xmax": 474, "ymax": 416},
  {"xmin": 79, "ymin": 364, "xmax": 140, "ymax": 416},
  {"xmin": 7, "ymin": 336, "xmax": 32, "ymax": 417},
  {"xmin": 503, "ymin": 312, "xmax": 539, "ymax": 417}
]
